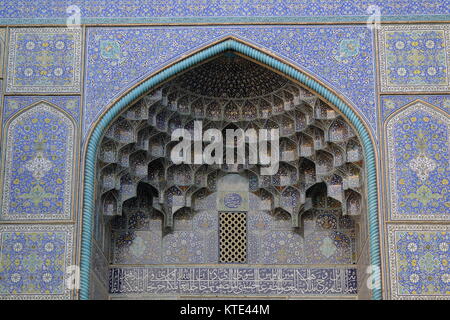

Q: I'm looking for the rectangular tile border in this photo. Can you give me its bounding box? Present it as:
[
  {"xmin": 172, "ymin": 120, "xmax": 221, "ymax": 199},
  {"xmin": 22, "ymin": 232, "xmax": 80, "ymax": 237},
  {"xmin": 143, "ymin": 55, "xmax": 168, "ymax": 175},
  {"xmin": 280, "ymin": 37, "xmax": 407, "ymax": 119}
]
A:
[
  {"xmin": 5, "ymin": 27, "xmax": 82, "ymax": 94},
  {"xmin": 387, "ymin": 223, "xmax": 449, "ymax": 300},
  {"xmin": 0, "ymin": 223, "xmax": 74, "ymax": 300},
  {"xmin": 378, "ymin": 24, "xmax": 450, "ymax": 93}
]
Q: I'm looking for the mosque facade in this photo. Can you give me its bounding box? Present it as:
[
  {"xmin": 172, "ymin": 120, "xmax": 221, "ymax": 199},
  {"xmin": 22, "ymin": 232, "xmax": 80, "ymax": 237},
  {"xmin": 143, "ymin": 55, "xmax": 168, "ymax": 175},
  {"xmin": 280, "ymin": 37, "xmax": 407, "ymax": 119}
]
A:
[{"xmin": 0, "ymin": 1, "xmax": 448, "ymax": 300}]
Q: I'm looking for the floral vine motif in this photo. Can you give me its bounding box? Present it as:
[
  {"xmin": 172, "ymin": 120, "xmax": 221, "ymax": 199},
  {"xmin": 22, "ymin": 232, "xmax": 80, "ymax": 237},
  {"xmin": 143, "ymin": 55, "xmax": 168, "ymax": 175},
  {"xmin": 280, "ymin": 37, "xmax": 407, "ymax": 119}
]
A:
[
  {"xmin": 405, "ymin": 185, "xmax": 442, "ymax": 206},
  {"xmin": 18, "ymin": 184, "xmax": 56, "ymax": 206},
  {"xmin": 405, "ymin": 129, "xmax": 443, "ymax": 206},
  {"xmin": 408, "ymin": 130, "xmax": 436, "ymax": 182}
]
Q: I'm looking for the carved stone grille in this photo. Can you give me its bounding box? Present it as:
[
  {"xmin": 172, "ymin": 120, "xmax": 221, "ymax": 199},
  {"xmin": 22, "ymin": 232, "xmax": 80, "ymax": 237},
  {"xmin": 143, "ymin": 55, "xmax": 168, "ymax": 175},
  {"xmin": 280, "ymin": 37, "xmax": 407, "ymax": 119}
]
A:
[{"xmin": 219, "ymin": 212, "xmax": 247, "ymax": 263}]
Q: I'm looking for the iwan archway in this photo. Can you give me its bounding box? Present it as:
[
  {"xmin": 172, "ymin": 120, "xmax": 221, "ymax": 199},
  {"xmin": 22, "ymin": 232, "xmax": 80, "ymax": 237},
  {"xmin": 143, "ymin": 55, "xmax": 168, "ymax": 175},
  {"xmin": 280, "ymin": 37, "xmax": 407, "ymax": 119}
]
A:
[{"xmin": 80, "ymin": 38, "xmax": 381, "ymax": 300}]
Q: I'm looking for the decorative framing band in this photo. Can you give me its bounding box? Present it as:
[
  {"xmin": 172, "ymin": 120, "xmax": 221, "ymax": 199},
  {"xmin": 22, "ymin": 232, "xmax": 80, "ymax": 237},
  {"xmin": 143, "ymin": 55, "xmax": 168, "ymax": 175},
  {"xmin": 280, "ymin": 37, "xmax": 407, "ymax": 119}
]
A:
[{"xmin": 79, "ymin": 39, "xmax": 381, "ymax": 300}]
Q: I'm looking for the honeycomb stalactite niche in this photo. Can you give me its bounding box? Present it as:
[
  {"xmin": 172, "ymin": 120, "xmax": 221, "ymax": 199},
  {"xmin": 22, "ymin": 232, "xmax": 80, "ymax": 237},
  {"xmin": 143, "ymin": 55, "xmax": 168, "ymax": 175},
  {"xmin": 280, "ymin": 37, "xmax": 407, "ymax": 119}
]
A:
[{"xmin": 95, "ymin": 53, "xmax": 366, "ymax": 230}]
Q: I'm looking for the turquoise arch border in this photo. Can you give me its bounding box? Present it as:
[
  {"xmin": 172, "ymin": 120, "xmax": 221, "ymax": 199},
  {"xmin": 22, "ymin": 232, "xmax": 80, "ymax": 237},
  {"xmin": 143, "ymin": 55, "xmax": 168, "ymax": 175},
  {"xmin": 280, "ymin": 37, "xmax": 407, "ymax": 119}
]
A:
[{"xmin": 79, "ymin": 38, "xmax": 381, "ymax": 300}]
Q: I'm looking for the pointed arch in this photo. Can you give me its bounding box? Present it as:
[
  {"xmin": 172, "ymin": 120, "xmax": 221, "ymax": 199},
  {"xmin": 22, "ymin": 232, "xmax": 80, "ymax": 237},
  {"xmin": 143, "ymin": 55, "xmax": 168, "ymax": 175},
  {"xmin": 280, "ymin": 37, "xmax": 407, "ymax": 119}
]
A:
[
  {"xmin": 79, "ymin": 37, "xmax": 381, "ymax": 300},
  {"xmin": 1, "ymin": 101, "xmax": 77, "ymax": 220},
  {"xmin": 383, "ymin": 100, "xmax": 450, "ymax": 221}
]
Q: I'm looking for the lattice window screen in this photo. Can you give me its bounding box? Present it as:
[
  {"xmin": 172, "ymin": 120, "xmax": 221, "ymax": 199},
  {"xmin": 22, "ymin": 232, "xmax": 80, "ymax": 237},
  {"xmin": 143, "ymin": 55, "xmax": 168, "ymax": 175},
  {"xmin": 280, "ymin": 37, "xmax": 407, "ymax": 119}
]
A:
[{"xmin": 219, "ymin": 212, "xmax": 247, "ymax": 263}]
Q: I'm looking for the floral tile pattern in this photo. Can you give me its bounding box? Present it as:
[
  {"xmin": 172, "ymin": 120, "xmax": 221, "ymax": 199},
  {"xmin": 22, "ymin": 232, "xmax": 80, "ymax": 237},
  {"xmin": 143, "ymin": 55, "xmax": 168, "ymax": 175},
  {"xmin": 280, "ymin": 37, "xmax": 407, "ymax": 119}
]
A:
[
  {"xmin": 0, "ymin": 224, "xmax": 74, "ymax": 299},
  {"xmin": 379, "ymin": 25, "xmax": 450, "ymax": 92},
  {"xmin": 385, "ymin": 101, "xmax": 450, "ymax": 220},
  {"xmin": 84, "ymin": 26, "xmax": 376, "ymax": 136},
  {"xmin": 6, "ymin": 28, "xmax": 82, "ymax": 93},
  {"xmin": 1, "ymin": 102, "xmax": 75, "ymax": 220},
  {"xmin": 387, "ymin": 224, "xmax": 449, "ymax": 299}
]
